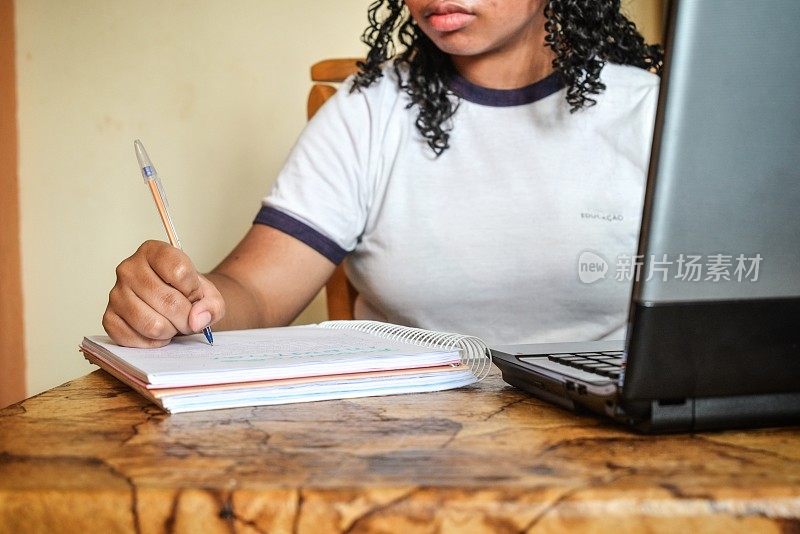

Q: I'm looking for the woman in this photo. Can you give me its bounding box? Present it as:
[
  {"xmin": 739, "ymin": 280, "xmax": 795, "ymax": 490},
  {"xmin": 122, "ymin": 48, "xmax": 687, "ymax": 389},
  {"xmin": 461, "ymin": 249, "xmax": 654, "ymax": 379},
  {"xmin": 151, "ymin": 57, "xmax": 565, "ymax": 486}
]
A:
[{"xmin": 103, "ymin": 0, "xmax": 663, "ymax": 347}]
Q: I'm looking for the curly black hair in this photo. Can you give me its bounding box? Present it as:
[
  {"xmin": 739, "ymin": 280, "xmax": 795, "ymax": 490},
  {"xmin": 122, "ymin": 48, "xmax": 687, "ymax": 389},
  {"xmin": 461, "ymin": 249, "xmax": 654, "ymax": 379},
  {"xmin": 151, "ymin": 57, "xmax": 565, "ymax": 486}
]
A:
[{"xmin": 351, "ymin": 0, "xmax": 663, "ymax": 155}]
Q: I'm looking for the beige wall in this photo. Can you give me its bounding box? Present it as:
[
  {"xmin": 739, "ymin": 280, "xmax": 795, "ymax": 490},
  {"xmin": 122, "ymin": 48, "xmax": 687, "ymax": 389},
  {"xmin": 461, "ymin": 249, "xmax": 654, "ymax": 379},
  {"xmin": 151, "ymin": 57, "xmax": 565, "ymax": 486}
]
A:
[
  {"xmin": 16, "ymin": 0, "xmax": 369, "ymax": 395},
  {"xmin": 16, "ymin": 0, "xmax": 664, "ymax": 396}
]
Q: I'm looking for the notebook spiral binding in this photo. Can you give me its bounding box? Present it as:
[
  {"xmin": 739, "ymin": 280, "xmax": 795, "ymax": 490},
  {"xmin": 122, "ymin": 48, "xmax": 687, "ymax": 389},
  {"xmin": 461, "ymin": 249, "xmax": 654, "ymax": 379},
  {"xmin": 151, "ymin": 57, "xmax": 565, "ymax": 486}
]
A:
[{"xmin": 320, "ymin": 320, "xmax": 492, "ymax": 380}]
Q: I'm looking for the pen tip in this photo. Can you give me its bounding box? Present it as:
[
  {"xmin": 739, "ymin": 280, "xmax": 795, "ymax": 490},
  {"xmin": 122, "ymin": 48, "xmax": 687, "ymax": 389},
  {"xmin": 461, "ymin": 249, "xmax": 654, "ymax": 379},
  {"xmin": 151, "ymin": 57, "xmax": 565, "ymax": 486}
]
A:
[{"xmin": 203, "ymin": 327, "xmax": 214, "ymax": 345}]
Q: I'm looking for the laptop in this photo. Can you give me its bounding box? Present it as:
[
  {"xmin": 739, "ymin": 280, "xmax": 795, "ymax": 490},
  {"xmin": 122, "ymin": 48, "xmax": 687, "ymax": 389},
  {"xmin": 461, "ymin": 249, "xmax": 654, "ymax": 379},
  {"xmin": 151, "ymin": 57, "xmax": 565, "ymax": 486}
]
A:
[{"xmin": 491, "ymin": 0, "xmax": 800, "ymax": 432}]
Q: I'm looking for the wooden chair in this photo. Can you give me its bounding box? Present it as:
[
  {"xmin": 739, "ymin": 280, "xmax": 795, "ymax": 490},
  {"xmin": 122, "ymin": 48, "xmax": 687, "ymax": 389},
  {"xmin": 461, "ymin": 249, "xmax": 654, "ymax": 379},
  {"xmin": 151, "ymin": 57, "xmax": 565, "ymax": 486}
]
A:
[{"xmin": 308, "ymin": 58, "xmax": 362, "ymax": 320}]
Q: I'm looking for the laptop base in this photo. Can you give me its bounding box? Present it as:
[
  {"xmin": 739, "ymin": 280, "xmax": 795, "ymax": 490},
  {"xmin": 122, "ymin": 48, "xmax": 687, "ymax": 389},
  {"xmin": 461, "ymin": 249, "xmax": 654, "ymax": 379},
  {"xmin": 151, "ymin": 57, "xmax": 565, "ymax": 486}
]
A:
[{"xmin": 492, "ymin": 348, "xmax": 800, "ymax": 434}]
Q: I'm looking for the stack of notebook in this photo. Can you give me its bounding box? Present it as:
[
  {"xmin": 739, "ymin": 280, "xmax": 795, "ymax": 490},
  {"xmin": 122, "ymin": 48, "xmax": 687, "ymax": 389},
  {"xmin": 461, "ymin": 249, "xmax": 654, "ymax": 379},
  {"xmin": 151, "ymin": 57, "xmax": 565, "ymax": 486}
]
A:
[{"xmin": 80, "ymin": 321, "xmax": 491, "ymax": 413}]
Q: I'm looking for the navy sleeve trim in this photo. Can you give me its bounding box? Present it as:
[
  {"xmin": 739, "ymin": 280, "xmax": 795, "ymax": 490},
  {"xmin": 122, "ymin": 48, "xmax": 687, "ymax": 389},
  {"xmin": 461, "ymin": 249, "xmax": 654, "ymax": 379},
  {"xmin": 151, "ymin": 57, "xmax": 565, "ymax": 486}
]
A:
[{"xmin": 253, "ymin": 205, "xmax": 349, "ymax": 265}]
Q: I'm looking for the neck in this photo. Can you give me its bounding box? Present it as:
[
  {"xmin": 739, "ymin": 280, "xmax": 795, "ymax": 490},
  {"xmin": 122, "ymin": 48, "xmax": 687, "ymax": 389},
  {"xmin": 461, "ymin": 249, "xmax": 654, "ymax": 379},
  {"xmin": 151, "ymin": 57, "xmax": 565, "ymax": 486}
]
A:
[{"xmin": 450, "ymin": 16, "xmax": 554, "ymax": 89}]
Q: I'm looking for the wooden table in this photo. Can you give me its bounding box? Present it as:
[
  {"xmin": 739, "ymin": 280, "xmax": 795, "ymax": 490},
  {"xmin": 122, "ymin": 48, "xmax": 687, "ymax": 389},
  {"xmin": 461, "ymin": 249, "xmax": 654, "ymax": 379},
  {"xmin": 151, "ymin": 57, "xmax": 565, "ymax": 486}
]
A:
[{"xmin": 1, "ymin": 369, "xmax": 799, "ymax": 533}]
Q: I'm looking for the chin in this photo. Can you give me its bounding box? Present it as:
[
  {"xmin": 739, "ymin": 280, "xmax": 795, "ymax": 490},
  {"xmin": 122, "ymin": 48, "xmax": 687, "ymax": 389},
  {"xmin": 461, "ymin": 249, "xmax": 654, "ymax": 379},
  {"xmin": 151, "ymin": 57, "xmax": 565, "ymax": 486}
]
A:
[{"xmin": 427, "ymin": 34, "xmax": 488, "ymax": 57}]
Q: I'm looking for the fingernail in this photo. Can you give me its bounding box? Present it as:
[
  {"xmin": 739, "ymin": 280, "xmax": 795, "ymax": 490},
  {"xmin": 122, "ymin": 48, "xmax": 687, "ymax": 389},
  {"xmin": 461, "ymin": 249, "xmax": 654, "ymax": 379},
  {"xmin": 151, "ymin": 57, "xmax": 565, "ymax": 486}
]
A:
[{"xmin": 195, "ymin": 311, "xmax": 212, "ymax": 331}]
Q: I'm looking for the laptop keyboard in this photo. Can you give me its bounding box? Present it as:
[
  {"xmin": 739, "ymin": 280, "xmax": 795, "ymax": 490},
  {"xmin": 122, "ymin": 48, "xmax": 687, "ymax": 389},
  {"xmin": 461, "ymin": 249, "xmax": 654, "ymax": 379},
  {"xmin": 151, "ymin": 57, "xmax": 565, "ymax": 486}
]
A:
[{"xmin": 547, "ymin": 351, "xmax": 624, "ymax": 379}]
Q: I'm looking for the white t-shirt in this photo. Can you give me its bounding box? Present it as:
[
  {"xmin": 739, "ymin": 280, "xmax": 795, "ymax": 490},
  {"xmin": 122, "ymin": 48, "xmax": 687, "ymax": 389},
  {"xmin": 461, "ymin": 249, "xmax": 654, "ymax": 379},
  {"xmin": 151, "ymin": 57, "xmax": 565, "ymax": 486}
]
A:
[{"xmin": 257, "ymin": 63, "xmax": 659, "ymax": 345}]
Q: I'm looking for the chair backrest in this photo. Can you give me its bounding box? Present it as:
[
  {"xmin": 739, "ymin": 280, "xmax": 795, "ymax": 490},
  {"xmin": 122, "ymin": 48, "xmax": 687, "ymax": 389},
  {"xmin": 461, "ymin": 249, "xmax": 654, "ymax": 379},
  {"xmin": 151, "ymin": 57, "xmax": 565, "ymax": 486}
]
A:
[{"xmin": 308, "ymin": 59, "xmax": 361, "ymax": 320}]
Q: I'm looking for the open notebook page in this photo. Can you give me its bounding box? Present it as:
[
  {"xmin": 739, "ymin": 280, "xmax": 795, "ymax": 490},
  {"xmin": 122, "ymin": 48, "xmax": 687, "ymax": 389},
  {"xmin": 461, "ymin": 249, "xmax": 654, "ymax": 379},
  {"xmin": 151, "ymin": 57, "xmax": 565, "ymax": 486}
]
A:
[{"xmin": 81, "ymin": 325, "xmax": 461, "ymax": 388}]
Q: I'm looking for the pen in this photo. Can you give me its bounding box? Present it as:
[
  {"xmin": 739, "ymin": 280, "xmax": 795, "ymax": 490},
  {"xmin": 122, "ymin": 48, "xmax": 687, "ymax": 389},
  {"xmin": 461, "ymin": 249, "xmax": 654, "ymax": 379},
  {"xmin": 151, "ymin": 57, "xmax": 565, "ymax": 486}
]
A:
[{"xmin": 133, "ymin": 139, "xmax": 214, "ymax": 345}]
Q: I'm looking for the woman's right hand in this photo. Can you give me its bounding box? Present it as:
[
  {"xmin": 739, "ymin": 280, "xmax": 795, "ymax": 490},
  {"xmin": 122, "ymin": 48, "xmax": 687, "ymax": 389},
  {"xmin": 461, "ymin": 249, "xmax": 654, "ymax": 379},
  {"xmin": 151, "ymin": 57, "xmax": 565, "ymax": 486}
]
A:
[{"xmin": 103, "ymin": 240, "xmax": 225, "ymax": 348}]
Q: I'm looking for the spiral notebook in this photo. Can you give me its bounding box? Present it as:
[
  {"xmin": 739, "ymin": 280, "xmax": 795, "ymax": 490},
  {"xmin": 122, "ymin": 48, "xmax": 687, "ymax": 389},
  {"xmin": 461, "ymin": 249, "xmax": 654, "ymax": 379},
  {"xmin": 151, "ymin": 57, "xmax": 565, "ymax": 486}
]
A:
[{"xmin": 80, "ymin": 321, "xmax": 491, "ymax": 413}]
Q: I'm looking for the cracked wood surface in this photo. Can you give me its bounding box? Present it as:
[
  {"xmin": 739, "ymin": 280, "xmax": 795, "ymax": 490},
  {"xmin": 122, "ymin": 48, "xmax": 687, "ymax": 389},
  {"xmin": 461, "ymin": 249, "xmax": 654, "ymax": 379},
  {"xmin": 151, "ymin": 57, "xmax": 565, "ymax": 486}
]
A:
[{"xmin": 1, "ymin": 369, "xmax": 799, "ymax": 533}]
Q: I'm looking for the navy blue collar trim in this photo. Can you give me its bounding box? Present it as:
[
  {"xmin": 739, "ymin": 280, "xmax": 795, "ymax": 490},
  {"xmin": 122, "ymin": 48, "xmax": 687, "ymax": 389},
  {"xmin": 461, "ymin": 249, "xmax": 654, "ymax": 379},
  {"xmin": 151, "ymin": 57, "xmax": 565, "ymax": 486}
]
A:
[{"xmin": 448, "ymin": 70, "xmax": 565, "ymax": 107}]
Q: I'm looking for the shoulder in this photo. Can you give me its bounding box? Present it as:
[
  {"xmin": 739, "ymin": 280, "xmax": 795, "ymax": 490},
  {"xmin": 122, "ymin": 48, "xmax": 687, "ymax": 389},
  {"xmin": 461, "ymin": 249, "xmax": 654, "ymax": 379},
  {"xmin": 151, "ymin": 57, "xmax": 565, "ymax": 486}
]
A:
[
  {"xmin": 600, "ymin": 63, "xmax": 660, "ymax": 96},
  {"xmin": 330, "ymin": 63, "xmax": 407, "ymax": 112},
  {"xmin": 591, "ymin": 63, "xmax": 660, "ymax": 118},
  {"xmin": 306, "ymin": 63, "xmax": 411, "ymax": 142}
]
